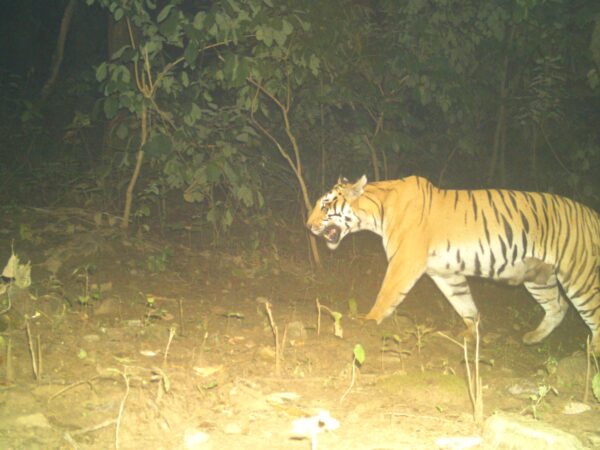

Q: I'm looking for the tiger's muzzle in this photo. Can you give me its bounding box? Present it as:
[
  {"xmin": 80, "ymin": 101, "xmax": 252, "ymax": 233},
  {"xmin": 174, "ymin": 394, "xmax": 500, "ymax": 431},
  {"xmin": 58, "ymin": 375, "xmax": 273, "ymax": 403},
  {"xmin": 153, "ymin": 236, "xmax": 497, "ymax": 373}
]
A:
[{"xmin": 308, "ymin": 223, "xmax": 342, "ymax": 246}]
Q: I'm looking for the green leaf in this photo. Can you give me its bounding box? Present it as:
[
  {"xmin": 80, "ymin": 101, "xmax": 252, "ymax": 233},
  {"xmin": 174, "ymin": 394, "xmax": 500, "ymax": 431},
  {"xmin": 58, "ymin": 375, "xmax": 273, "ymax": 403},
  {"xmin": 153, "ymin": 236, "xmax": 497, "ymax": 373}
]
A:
[
  {"xmin": 236, "ymin": 132, "xmax": 249, "ymax": 143},
  {"xmin": 193, "ymin": 12, "xmax": 206, "ymax": 30},
  {"xmin": 273, "ymin": 30, "xmax": 286, "ymax": 48},
  {"xmin": 348, "ymin": 298, "xmax": 358, "ymax": 317},
  {"xmin": 184, "ymin": 41, "xmax": 199, "ymax": 66},
  {"xmin": 282, "ymin": 19, "xmax": 293, "ymax": 36},
  {"xmin": 256, "ymin": 26, "xmax": 273, "ymax": 46},
  {"xmin": 221, "ymin": 160, "xmax": 238, "ymax": 184},
  {"xmin": 206, "ymin": 161, "xmax": 221, "ymax": 182},
  {"xmin": 224, "ymin": 54, "xmax": 240, "ymax": 84},
  {"xmin": 223, "ymin": 208, "xmax": 233, "ymax": 227},
  {"xmin": 96, "ymin": 63, "xmax": 107, "ymax": 82},
  {"xmin": 190, "ymin": 103, "xmax": 202, "ymax": 121},
  {"xmin": 160, "ymin": 12, "xmax": 181, "ymax": 41},
  {"xmin": 143, "ymin": 133, "xmax": 171, "ymax": 157},
  {"xmin": 206, "ymin": 208, "xmax": 217, "ymax": 224},
  {"xmin": 309, "ymin": 55, "xmax": 320, "ymax": 76},
  {"xmin": 103, "ymin": 96, "xmax": 119, "ymax": 118},
  {"xmin": 237, "ymin": 185, "xmax": 253, "ymax": 206},
  {"xmin": 157, "ymin": 4, "xmax": 174, "ymax": 22},
  {"xmin": 353, "ymin": 344, "xmax": 365, "ymax": 365},
  {"xmin": 226, "ymin": 0, "xmax": 241, "ymax": 13},
  {"xmin": 116, "ymin": 123, "xmax": 129, "ymax": 140},
  {"xmin": 144, "ymin": 39, "xmax": 162, "ymax": 55}
]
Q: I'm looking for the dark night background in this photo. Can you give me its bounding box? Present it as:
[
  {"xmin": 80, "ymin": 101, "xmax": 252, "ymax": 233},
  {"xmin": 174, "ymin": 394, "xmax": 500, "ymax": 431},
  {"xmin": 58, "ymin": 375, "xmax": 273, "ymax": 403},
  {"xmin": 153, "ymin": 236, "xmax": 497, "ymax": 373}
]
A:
[{"xmin": 1, "ymin": 0, "xmax": 599, "ymax": 224}]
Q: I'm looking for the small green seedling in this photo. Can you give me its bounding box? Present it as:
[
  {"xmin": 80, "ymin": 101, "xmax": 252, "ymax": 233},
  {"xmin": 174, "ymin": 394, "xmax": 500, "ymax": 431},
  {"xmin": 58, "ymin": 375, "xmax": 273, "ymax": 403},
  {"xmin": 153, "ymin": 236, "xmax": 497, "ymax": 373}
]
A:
[
  {"xmin": 315, "ymin": 298, "xmax": 343, "ymax": 338},
  {"xmin": 347, "ymin": 297, "xmax": 358, "ymax": 317},
  {"xmin": 353, "ymin": 344, "xmax": 365, "ymax": 365},
  {"xmin": 73, "ymin": 264, "xmax": 99, "ymax": 306},
  {"xmin": 526, "ymin": 385, "xmax": 558, "ymax": 419},
  {"xmin": 340, "ymin": 344, "xmax": 365, "ymax": 403},
  {"xmin": 380, "ymin": 332, "xmax": 411, "ymax": 370},
  {"xmin": 410, "ymin": 322, "xmax": 436, "ymax": 354},
  {"xmin": 145, "ymin": 249, "xmax": 172, "ymax": 273},
  {"xmin": 543, "ymin": 356, "xmax": 558, "ymax": 375}
]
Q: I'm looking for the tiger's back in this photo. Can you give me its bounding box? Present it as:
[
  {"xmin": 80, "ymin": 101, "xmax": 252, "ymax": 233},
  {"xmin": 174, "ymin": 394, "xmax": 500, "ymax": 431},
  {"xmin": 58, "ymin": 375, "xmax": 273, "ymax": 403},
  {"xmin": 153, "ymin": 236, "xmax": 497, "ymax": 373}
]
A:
[
  {"xmin": 423, "ymin": 183, "xmax": 600, "ymax": 286},
  {"xmin": 307, "ymin": 175, "xmax": 600, "ymax": 350}
]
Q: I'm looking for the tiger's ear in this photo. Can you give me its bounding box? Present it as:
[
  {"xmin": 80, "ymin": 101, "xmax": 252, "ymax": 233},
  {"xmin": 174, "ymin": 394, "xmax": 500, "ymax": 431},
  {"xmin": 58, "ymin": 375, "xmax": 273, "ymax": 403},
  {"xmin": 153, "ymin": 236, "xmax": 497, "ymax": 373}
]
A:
[
  {"xmin": 345, "ymin": 175, "xmax": 368, "ymax": 199},
  {"xmin": 336, "ymin": 176, "xmax": 350, "ymax": 185}
]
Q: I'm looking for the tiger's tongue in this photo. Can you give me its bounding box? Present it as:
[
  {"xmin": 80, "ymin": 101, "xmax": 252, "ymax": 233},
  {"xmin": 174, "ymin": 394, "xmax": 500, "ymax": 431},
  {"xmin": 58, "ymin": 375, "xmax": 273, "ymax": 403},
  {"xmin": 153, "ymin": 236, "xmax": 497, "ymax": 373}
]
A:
[{"xmin": 324, "ymin": 225, "xmax": 340, "ymax": 243}]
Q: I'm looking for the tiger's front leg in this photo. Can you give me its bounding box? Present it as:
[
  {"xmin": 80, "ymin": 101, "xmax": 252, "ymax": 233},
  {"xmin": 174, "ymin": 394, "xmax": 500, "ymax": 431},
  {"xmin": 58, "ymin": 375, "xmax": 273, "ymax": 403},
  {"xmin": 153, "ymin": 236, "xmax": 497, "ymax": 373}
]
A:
[
  {"xmin": 364, "ymin": 254, "xmax": 427, "ymax": 323},
  {"xmin": 428, "ymin": 274, "xmax": 479, "ymax": 339}
]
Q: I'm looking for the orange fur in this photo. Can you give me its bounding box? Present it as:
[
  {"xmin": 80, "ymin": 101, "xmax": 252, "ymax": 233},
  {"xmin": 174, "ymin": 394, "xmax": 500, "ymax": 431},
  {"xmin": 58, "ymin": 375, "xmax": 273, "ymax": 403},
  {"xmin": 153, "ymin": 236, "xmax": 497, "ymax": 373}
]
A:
[{"xmin": 307, "ymin": 176, "xmax": 600, "ymax": 350}]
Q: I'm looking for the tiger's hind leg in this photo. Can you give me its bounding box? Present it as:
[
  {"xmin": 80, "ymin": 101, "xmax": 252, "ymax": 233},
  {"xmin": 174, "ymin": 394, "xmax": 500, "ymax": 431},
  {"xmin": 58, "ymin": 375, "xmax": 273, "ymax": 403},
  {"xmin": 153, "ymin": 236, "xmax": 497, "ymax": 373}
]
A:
[
  {"xmin": 561, "ymin": 273, "xmax": 600, "ymax": 354},
  {"xmin": 429, "ymin": 274, "xmax": 479, "ymax": 339},
  {"xmin": 522, "ymin": 273, "xmax": 569, "ymax": 345}
]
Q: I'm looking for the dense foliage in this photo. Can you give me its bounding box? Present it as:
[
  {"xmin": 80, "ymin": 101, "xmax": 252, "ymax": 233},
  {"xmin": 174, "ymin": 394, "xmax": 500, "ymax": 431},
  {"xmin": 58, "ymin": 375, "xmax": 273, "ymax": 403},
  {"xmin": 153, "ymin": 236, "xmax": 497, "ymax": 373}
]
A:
[{"xmin": 2, "ymin": 0, "xmax": 599, "ymax": 233}]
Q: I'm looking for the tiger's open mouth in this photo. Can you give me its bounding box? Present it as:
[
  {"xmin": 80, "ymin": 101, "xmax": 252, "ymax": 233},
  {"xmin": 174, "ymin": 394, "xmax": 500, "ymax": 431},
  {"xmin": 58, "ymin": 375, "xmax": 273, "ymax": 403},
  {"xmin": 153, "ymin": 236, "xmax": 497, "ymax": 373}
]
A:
[{"xmin": 322, "ymin": 224, "xmax": 341, "ymax": 244}]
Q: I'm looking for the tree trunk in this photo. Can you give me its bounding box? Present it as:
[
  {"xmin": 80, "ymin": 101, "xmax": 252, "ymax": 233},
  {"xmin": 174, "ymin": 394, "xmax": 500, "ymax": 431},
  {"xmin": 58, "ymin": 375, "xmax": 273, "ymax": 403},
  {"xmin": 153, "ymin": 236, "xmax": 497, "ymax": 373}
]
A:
[
  {"xmin": 365, "ymin": 135, "xmax": 381, "ymax": 182},
  {"xmin": 104, "ymin": 15, "xmax": 132, "ymax": 156},
  {"xmin": 487, "ymin": 26, "xmax": 514, "ymax": 185},
  {"xmin": 319, "ymin": 76, "xmax": 326, "ymax": 193},
  {"xmin": 531, "ymin": 125, "xmax": 539, "ymax": 189},
  {"xmin": 41, "ymin": 0, "xmax": 77, "ymax": 101},
  {"xmin": 121, "ymin": 107, "xmax": 147, "ymax": 229}
]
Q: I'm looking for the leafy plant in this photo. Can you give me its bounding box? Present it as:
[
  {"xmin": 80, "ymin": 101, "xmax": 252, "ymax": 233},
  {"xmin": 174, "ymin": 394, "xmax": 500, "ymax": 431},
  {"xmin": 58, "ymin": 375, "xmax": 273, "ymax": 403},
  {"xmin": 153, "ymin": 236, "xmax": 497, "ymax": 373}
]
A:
[
  {"xmin": 315, "ymin": 298, "xmax": 343, "ymax": 338},
  {"xmin": 72, "ymin": 264, "xmax": 100, "ymax": 306},
  {"xmin": 145, "ymin": 249, "xmax": 172, "ymax": 273},
  {"xmin": 380, "ymin": 332, "xmax": 411, "ymax": 369},
  {"xmin": 525, "ymin": 385, "xmax": 558, "ymax": 420},
  {"xmin": 340, "ymin": 344, "xmax": 365, "ymax": 403},
  {"xmin": 410, "ymin": 322, "xmax": 436, "ymax": 355}
]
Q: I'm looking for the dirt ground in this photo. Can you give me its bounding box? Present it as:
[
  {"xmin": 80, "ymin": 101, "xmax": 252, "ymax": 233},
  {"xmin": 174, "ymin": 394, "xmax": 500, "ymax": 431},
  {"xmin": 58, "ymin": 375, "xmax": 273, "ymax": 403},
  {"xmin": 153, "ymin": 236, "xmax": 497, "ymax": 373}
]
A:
[{"xmin": 0, "ymin": 206, "xmax": 599, "ymax": 449}]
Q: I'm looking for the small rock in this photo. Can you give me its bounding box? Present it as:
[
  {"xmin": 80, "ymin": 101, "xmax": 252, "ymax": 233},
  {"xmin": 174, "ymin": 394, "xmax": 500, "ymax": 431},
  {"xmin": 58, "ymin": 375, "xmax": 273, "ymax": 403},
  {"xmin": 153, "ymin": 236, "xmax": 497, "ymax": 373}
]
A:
[
  {"xmin": 256, "ymin": 346, "xmax": 276, "ymax": 362},
  {"xmin": 291, "ymin": 410, "xmax": 340, "ymax": 438},
  {"xmin": 562, "ymin": 401, "xmax": 591, "ymax": 415},
  {"xmin": 15, "ymin": 413, "xmax": 51, "ymax": 429},
  {"xmin": 507, "ymin": 381, "xmax": 538, "ymax": 397},
  {"xmin": 95, "ymin": 297, "xmax": 118, "ymax": 316},
  {"xmin": 555, "ymin": 355, "xmax": 587, "ymax": 388},
  {"xmin": 482, "ymin": 332, "xmax": 502, "ymax": 345},
  {"xmin": 183, "ymin": 429, "xmax": 210, "ymax": 449},
  {"xmin": 223, "ymin": 422, "xmax": 243, "ymax": 435},
  {"xmin": 287, "ymin": 321, "xmax": 307, "ymax": 340},
  {"xmin": 483, "ymin": 412, "xmax": 586, "ymax": 449},
  {"xmin": 585, "ymin": 433, "xmax": 600, "ymax": 448},
  {"xmin": 83, "ymin": 334, "xmax": 100, "ymax": 343},
  {"xmin": 436, "ymin": 436, "xmax": 482, "ymax": 450}
]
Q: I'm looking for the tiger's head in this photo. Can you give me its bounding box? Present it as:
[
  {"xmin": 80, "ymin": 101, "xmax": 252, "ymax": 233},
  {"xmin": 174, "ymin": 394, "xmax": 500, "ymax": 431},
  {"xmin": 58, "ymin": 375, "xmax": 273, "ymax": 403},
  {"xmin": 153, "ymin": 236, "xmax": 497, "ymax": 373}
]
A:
[{"xmin": 306, "ymin": 175, "xmax": 368, "ymax": 250}]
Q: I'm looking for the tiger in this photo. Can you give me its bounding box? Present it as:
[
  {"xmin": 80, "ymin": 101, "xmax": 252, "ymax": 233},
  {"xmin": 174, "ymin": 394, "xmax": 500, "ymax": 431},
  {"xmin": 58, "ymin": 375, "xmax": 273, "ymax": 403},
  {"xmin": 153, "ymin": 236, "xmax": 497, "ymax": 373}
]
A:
[{"xmin": 306, "ymin": 175, "xmax": 600, "ymax": 352}]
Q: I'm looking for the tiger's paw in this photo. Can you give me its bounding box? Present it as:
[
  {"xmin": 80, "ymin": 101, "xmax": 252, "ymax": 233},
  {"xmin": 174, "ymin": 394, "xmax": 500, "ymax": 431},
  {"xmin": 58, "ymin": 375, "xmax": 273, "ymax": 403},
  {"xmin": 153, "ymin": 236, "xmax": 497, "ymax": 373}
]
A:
[
  {"xmin": 459, "ymin": 328, "xmax": 476, "ymax": 344},
  {"xmin": 460, "ymin": 318, "xmax": 478, "ymax": 343},
  {"xmin": 364, "ymin": 309, "xmax": 385, "ymax": 324},
  {"xmin": 522, "ymin": 330, "xmax": 546, "ymax": 345}
]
